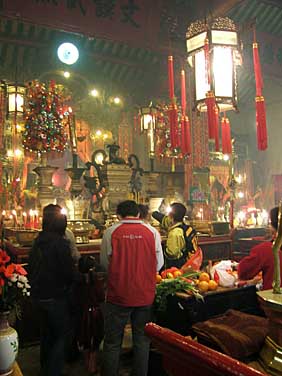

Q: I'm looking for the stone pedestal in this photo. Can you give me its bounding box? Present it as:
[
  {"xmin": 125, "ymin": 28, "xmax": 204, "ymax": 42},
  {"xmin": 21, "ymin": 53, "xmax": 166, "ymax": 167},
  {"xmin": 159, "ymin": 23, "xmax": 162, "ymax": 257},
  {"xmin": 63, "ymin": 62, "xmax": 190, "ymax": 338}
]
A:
[
  {"xmin": 33, "ymin": 165, "xmax": 58, "ymax": 210},
  {"xmin": 65, "ymin": 167, "xmax": 86, "ymax": 197},
  {"xmin": 105, "ymin": 164, "xmax": 132, "ymax": 215},
  {"xmin": 257, "ymin": 290, "xmax": 282, "ymax": 375},
  {"xmin": 65, "ymin": 153, "xmax": 86, "ymax": 198}
]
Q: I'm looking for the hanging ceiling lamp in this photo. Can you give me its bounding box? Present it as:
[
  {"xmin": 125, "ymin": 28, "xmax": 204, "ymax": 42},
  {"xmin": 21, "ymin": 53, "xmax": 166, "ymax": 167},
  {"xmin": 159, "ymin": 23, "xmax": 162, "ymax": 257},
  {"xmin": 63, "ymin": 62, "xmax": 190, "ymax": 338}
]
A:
[
  {"xmin": 139, "ymin": 105, "xmax": 158, "ymax": 133},
  {"xmin": 186, "ymin": 17, "xmax": 241, "ymax": 113},
  {"xmin": 7, "ymin": 84, "xmax": 25, "ymax": 117}
]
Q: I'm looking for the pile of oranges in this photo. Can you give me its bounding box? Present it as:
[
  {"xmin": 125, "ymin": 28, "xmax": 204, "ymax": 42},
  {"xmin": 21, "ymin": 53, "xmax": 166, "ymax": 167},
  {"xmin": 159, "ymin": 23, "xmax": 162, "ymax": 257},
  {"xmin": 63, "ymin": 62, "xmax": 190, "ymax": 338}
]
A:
[
  {"xmin": 156, "ymin": 268, "xmax": 218, "ymax": 293},
  {"xmin": 197, "ymin": 272, "xmax": 218, "ymax": 292}
]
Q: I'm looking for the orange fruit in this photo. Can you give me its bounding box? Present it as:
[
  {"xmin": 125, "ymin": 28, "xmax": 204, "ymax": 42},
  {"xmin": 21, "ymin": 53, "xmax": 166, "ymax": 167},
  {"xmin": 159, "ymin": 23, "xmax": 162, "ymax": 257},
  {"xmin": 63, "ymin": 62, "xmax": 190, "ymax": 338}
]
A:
[
  {"xmin": 166, "ymin": 272, "xmax": 174, "ymax": 279},
  {"xmin": 173, "ymin": 270, "xmax": 183, "ymax": 278},
  {"xmin": 156, "ymin": 274, "xmax": 162, "ymax": 284},
  {"xmin": 208, "ymin": 279, "xmax": 218, "ymax": 291},
  {"xmin": 199, "ymin": 272, "xmax": 210, "ymax": 282},
  {"xmin": 198, "ymin": 280, "xmax": 209, "ymax": 293}
]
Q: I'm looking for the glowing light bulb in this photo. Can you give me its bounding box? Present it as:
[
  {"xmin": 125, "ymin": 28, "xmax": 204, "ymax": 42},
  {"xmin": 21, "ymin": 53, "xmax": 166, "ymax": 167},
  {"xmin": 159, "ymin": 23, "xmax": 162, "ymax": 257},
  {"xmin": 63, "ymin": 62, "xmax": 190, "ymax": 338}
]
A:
[
  {"xmin": 61, "ymin": 208, "xmax": 67, "ymax": 215},
  {"xmin": 90, "ymin": 89, "xmax": 99, "ymax": 97},
  {"xmin": 14, "ymin": 149, "xmax": 22, "ymax": 157},
  {"xmin": 63, "ymin": 71, "xmax": 70, "ymax": 78},
  {"xmin": 57, "ymin": 42, "xmax": 79, "ymax": 65},
  {"xmin": 96, "ymin": 130, "xmax": 102, "ymax": 136},
  {"xmin": 113, "ymin": 97, "xmax": 121, "ymax": 104}
]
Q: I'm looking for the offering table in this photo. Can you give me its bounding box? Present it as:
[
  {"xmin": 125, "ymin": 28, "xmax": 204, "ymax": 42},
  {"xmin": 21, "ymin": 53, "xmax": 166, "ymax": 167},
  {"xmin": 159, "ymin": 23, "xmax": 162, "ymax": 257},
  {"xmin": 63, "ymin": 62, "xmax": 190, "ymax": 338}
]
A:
[{"xmin": 4, "ymin": 234, "xmax": 232, "ymax": 264}]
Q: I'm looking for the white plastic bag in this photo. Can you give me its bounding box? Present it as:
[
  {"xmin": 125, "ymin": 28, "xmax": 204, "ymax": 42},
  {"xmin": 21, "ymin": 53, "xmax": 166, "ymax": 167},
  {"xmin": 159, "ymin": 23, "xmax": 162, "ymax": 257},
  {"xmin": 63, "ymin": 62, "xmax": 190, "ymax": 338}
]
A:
[{"xmin": 210, "ymin": 260, "xmax": 237, "ymax": 288}]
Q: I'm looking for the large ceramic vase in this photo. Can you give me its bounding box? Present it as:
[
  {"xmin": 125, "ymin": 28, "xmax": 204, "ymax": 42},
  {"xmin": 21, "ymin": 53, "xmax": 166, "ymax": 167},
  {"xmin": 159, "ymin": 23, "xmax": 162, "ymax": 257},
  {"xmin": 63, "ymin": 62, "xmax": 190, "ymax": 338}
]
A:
[{"xmin": 0, "ymin": 312, "xmax": 18, "ymax": 376}]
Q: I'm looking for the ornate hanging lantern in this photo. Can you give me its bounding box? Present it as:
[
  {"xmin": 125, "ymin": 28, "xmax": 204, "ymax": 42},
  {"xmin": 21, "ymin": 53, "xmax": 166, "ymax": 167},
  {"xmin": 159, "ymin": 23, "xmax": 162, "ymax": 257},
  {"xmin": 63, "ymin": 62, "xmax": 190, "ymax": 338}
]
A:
[
  {"xmin": 186, "ymin": 17, "xmax": 241, "ymax": 113},
  {"xmin": 7, "ymin": 84, "xmax": 25, "ymax": 117},
  {"xmin": 139, "ymin": 106, "xmax": 157, "ymax": 133}
]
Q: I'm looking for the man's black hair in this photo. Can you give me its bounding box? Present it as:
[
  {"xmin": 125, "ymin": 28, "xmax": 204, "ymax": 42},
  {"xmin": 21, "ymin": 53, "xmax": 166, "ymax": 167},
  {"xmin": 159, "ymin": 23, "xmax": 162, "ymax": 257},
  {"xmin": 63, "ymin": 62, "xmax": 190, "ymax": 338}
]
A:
[
  {"xmin": 270, "ymin": 206, "xmax": 279, "ymax": 231},
  {"xmin": 116, "ymin": 200, "xmax": 139, "ymax": 218},
  {"xmin": 138, "ymin": 204, "xmax": 149, "ymax": 220},
  {"xmin": 170, "ymin": 202, "xmax": 187, "ymax": 222}
]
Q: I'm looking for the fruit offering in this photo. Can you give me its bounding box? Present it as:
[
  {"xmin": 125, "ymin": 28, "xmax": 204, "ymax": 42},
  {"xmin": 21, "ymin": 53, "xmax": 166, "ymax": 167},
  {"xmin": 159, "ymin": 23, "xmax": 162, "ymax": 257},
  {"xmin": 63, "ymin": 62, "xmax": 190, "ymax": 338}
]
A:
[
  {"xmin": 155, "ymin": 269, "xmax": 202, "ymax": 311},
  {"xmin": 197, "ymin": 272, "xmax": 218, "ymax": 292}
]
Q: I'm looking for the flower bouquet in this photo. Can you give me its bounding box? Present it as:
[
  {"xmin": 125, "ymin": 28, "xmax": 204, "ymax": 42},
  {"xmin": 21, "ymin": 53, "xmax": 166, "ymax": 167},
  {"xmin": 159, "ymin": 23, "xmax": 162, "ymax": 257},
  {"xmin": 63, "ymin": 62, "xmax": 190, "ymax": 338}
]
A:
[{"xmin": 0, "ymin": 249, "xmax": 30, "ymax": 316}]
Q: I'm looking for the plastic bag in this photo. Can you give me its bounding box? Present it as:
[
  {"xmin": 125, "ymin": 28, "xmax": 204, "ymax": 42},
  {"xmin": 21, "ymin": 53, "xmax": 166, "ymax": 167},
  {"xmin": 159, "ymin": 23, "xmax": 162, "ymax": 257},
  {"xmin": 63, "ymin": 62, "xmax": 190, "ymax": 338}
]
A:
[
  {"xmin": 210, "ymin": 260, "xmax": 237, "ymax": 288},
  {"xmin": 181, "ymin": 247, "xmax": 203, "ymax": 272}
]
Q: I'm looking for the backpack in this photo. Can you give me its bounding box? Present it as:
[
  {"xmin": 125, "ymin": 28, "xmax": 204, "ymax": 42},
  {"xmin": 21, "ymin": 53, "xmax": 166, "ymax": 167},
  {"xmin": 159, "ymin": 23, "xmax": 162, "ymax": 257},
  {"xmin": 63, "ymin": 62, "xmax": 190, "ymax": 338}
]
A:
[{"xmin": 177, "ymin": 223, "xmax": 198, "ymax": 258}]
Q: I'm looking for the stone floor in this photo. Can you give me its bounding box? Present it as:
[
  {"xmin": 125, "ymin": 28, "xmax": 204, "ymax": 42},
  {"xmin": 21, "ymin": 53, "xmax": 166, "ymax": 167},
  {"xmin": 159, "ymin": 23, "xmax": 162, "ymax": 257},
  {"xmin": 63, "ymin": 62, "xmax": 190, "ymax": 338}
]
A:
[
  {"xmin": 17, "ymin": 325, "xmax": 134, "ymax": 376},
  {"xmin": 17, "ymin": 345, "xmax": 133, "ymax": 376}
]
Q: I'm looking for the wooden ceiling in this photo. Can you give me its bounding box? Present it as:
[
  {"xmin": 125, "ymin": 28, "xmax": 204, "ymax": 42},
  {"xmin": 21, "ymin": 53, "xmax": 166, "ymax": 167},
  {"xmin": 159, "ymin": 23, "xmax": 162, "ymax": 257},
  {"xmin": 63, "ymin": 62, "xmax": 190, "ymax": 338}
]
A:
[{"xmin": 0, "ymin": 0, "xmax": 281, "ymax": 106}]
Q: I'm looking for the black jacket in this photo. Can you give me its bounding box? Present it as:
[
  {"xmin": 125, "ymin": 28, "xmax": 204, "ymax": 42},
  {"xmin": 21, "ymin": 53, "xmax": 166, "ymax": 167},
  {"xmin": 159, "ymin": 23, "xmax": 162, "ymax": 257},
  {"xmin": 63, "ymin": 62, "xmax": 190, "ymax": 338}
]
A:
[{"xmin": 28, "ymin": 231, "xmax": 76, "ymax": 300}]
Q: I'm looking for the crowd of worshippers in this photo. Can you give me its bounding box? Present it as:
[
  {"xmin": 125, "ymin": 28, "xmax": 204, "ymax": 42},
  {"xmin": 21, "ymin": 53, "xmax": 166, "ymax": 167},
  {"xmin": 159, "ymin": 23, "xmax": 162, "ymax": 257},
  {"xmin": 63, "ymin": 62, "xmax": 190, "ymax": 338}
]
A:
[{"xmin": 28, "ymin": 201, "xmax": 280, "ymax": 376}]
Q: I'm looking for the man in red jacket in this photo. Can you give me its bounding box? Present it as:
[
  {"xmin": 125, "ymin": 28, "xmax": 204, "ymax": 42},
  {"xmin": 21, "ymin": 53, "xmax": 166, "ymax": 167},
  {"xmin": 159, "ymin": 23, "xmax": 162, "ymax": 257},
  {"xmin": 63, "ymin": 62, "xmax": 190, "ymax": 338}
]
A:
[
  {"xmin": 100, "ymin": 200, "xmax": 163, "ymax": 376},
  {"xmin": 238, "ymin": 206, "xmax": 282, "ymax": 290}
]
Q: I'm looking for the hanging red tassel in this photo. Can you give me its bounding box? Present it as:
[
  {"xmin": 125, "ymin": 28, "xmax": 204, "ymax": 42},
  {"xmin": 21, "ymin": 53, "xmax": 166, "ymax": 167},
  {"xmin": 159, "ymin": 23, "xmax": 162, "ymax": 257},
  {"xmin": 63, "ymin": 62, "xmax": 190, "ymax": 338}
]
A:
[
  {"xmin": 205, "ymin": 91, "xmax": 216, "ymax": 139},
  {"xmin": 167, "ymin": 56, "xmax": 178, "ymax": 149},
  {"xmin": 256, "ymin": 96, "xmax": 267, "ymax": 150},
  {"xmin": 253, "ymin": 42, "xmax": 263, "ymax": 97},
  {"xmin": 214, "ymin": 108, "xmax": 220, "ymax": 152},
  {"xmin": 168, "ymin": 56, "xmax": 175, "ymax": 100},
  {"xmin": 169, "ymin": 104, "xmax": 178, "ymax": 149},
  {"xmin": 183, "ymin": 115, "xmax": 191, "ymax": 155},
  {"xmin": 221, "ymin": 117, "xmax": 232, "ymax": 154},
  {"xmin": 253, "ymin": 37, "xmax": 267, "ymax": 150},
  {"xmin": 180, "ymin": 69, "xmax": 191, "ymax": 155},
  {"xmin": 181, "ymin": 69, "xmax": 186, "ymax": 114}
]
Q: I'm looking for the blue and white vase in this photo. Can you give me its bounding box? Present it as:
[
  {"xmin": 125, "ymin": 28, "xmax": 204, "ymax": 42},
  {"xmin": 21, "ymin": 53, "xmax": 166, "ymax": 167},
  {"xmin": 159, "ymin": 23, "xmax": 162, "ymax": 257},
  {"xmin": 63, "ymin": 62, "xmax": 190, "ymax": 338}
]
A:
[{"xmin": 0, "ymin": 312, "xmax": 18, "ymax": 376}]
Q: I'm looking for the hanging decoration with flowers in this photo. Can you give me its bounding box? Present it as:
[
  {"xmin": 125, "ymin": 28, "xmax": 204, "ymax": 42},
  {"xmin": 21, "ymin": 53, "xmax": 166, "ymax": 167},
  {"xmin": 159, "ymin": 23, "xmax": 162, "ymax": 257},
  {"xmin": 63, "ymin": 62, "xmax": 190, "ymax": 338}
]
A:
[
  {"xmin": 22, "ymin": 80, "xmax": 68, "ymax": 155},
  {"xmin": 135, "ymin": 56, "xmax": 192, "ymax": 170}
]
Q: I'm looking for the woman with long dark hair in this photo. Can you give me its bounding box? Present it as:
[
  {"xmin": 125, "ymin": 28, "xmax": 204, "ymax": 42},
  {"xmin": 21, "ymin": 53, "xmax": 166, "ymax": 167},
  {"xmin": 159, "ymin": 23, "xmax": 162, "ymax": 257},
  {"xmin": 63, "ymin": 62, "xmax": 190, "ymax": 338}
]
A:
[{"xmin": 28, "ymin": 204, "xmax": 76, "ymax": 376}]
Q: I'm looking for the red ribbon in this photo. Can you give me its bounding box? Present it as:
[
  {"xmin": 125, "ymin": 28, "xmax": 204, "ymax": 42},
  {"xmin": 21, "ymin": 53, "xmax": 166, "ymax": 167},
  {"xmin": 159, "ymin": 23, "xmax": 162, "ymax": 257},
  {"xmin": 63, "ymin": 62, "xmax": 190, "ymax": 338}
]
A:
[
  {"xmin": 214, "ymin": 108, "xmax": 220, "ymax": 152},
  {"xmin": 181, "ymin": 116, "xmax": 191, "ymax": 155},
  {"xmin": 169, "ymin": 104, "xmax": 178, "ymax": 149},
  {"xmin": 253, "ymin": 43, "xmax": 263, "ymax": 97},
  {"xmin": 180, "ymin": 69, "xmax": 191, "ymax": 155},
  {"xmin": 168, "ymin": 56, "xmax": 175, "ymax": 100},
  {"xmin": 221, "ymin": 117, "xmax": 232, "ymax": 154},
  {"xmin": 256, "ymin": 96, "xmax": 267, "ymax": 150},
  {"xmin": 205, "ymin": 92, "xmax": 216, "ymax": 139},
  {"xmin": 181, "ymin": 69, "xmax": 186, "ymax": 115},
  {"xmin": 253, "ymin": 40, "xmax": 267, "ymax": 150}
]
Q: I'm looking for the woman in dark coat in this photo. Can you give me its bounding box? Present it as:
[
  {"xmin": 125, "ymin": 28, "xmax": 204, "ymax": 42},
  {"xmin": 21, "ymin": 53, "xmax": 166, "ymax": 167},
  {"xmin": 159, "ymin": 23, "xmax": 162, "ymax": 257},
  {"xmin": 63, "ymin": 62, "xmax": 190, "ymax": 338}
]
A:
[{"xmin": 28, "ymin": 204, "xmax": 76, "ymax": 376}]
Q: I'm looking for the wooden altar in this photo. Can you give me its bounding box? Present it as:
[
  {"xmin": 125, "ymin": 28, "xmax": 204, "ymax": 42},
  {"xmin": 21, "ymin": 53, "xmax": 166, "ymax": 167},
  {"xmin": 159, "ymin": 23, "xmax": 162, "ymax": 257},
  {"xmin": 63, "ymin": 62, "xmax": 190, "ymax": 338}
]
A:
[{"xmin": 4, "ymin": 234, "xmax": 232, "ymax": 264}]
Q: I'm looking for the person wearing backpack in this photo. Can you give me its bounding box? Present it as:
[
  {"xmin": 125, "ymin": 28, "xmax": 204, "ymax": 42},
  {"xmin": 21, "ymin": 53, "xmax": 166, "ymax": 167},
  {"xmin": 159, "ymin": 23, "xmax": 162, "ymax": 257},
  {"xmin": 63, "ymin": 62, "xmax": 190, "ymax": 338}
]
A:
[{"xmin": 152, "ymin": 202, "xmax": 198, "ymax": 269}]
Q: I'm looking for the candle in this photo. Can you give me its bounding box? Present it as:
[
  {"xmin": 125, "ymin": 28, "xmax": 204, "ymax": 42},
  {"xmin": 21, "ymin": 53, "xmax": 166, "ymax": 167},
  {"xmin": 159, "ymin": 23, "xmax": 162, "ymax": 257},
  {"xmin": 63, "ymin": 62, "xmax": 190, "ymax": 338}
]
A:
[
  {"xmin": 12, "ymin": 210, "xmax": 18, "ymax": 228},
  {"xmin": 22, "ymin": 212, "xmax": 27, "ymax": 228},
  {"xmin": 29, "ymin": 209, "xmax": 34, "ymax": 229},
  {"xmin": 34, "ymin": 210, "xmax": 39, "ymax": 228}
]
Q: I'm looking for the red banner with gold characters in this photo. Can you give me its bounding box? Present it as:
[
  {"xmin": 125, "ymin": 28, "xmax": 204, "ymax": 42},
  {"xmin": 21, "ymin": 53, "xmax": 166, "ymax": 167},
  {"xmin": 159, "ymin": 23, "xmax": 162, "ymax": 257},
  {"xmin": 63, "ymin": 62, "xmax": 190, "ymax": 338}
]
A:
[{"xmin": 0, "ymin": 0, "xmax": 162, "ymax": 47}]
